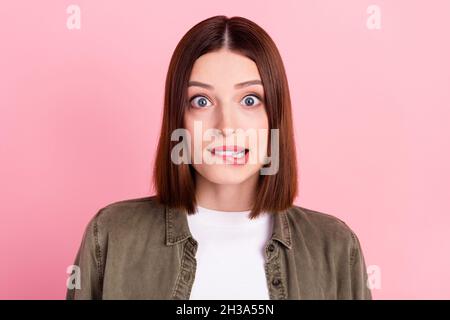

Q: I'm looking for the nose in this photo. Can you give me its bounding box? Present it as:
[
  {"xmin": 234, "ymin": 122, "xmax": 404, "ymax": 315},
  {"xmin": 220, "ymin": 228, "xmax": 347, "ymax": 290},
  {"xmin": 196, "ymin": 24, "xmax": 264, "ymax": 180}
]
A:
[{"xmin": 216, "ymin": 104, "xmax": 236, "ymax": 137}]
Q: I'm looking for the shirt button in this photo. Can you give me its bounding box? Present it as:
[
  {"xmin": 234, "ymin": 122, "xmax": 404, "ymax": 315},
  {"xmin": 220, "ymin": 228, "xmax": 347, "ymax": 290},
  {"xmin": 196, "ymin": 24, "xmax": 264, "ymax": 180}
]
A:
[
  {"xmin": 268, "ymin": 244, "xmax": 275, "ymax": 252},
  {"xmin": 272, "ymin": 278, "xmax": 281, "ymax": 287}
]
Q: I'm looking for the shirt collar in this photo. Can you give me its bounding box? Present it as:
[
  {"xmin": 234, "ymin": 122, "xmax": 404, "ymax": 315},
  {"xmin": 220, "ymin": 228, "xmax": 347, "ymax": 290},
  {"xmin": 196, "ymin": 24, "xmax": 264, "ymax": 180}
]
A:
[{"xmin": 165, "ymin": 205, "xmax": 292, "ymax": 249}]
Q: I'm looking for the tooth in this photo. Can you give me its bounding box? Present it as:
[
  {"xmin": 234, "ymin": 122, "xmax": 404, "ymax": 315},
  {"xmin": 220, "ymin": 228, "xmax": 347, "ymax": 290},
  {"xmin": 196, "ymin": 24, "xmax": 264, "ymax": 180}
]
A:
[
  {"xmin": 234, "ymin": 151, "xmax": 245, "ymax": 158},
  {"xmin": 214, "ymin": 149, "xmax": 245, "ymax": 158},
  {"xmin": 215, "ymin": 150, "xmax": 234, "ymax": 156}
]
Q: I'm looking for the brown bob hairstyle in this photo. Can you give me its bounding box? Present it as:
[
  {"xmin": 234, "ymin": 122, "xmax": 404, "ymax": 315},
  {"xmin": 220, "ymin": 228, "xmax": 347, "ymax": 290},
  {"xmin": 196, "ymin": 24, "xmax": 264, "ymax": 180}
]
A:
[{"xmin": 153, "ymin": 15, "xmax": 298, "ymax": 219}]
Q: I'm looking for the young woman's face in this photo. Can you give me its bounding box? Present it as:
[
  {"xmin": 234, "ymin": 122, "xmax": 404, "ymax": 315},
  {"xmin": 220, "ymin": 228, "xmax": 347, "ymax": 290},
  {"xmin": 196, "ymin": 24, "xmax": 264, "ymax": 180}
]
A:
[{"xmin": 183, "ymin": 48, "xmax": 269, "ymax": 185}]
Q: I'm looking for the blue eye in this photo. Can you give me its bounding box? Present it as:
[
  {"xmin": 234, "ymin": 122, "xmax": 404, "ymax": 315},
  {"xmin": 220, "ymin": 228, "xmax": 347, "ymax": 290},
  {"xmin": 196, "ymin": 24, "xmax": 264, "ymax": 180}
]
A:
[
  {"xmin": 241, "ymin": 94, "xmax": 262, "ymax": 107},
  {"xmin": 190, "ymin": 95, "xmax": 212, "ymax": 108}
]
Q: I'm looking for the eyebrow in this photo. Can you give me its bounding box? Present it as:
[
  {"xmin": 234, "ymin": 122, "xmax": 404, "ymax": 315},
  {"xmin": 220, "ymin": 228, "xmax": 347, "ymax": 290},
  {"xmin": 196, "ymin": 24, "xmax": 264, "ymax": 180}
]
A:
[{"xmin": 188, "ymin": 79, "xmax": 263, "ymax": 90}]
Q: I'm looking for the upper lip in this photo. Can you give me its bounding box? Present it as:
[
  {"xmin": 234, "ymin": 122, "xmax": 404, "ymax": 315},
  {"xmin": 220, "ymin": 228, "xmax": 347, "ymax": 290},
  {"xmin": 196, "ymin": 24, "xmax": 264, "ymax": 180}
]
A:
[{"xmin": 208, "ymin": 146, "xmax": 248, "ymax": 153}]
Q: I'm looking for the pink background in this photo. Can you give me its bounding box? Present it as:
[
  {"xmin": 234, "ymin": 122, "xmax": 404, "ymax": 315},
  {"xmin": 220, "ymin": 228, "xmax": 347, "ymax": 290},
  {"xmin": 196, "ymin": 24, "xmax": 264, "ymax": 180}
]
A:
[{"xmin": 1, "ymin": 0, "xmax": 449, "ymax": 299}]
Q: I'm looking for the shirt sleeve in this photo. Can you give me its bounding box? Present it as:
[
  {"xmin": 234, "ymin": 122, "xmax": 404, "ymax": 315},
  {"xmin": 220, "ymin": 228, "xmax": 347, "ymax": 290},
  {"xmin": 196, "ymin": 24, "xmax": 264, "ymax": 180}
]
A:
[
  {"xmin": 66, "ymin": 210, "xmax": 105, "ymax": 300},
  {"xmin": 349, "ymin": 230, "xmax": 372, "ymax": 300}
]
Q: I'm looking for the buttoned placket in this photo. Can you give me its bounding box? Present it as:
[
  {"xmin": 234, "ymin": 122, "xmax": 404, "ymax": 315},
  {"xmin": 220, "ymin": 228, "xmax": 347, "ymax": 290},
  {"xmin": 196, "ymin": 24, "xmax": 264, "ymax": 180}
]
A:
[
  {"xmin": 264, "ymin": 240, "xmax": 288, "ymax": 299},
  {"xmin": 165, "ymin": 206, "xmax": 292, "ymax": 300}
]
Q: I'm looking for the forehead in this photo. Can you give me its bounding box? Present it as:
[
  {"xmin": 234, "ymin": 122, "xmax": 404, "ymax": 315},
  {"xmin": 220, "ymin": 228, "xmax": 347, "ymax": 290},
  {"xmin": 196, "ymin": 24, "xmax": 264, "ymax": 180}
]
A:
[{"xmin": 189, "ymin": 49, "xmax": 261, "ymax": 85}]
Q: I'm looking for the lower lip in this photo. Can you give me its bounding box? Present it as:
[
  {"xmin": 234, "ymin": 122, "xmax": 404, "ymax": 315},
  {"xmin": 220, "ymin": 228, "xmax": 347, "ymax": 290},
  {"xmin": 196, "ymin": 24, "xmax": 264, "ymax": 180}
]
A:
[{"xmin": 209, "ymin": 150, "xmax": 249, "ymax": 165}]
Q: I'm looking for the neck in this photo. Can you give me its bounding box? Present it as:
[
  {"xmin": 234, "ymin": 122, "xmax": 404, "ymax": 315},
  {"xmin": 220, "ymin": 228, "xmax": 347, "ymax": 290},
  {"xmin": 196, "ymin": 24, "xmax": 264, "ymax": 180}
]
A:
[{"xmin": 194, "ymin": 173, "xmax": 259, "ymax": 211}]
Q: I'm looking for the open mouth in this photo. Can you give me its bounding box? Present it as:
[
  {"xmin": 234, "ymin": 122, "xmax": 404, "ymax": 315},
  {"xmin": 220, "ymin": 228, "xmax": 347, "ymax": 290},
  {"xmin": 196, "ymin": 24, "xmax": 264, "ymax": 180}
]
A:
[
  {"xmin": 208, "ymin": 146, "xmax": 250, "ymax": 161},
  {"xmin": 210, "ymin": 148, "xmax": 249, "ymax": 159}
]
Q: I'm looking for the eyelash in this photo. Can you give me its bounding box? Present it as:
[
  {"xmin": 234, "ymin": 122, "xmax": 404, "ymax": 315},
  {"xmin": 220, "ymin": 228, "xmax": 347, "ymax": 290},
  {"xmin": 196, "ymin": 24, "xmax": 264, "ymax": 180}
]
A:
[{"xmin": 188, "ymin": 93, "xmax": 263, "ymax": 109}]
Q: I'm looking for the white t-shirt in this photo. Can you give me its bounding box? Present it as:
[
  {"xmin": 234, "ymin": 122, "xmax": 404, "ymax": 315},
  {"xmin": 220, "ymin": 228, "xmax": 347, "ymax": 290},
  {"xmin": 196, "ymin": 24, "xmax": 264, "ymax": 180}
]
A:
[{"xmin": 186, "ymin": 204, "xmax": 273, "ymax": 300}]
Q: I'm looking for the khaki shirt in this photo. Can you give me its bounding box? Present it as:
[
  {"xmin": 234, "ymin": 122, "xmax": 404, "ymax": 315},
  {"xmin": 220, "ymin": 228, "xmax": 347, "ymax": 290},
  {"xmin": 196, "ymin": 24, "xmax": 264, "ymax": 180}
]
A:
[{"xmin": 66, "ymin": 196, "xmax": 372, "ymax": 299}]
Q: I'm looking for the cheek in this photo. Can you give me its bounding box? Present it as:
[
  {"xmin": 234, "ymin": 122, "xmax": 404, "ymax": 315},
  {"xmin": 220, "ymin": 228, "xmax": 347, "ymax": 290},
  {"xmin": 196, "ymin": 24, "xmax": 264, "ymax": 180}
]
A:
[
  {"xmin": 259, "ymin": 115, "xmax": 269, "ymax": 130},
  {"xmin": 246, "ymin": 109, "xmax": 269, "ymax": 130},
  {"xmin": 182, "ymin": 116, "xmax": 194, "ymax": 156},
  {"xmin": 255, "ymin": 111, "xmax": 270, "ymax": 155},
  {"xmin": 183, "ymin": 116, "xmax": 209, "ymax": 163}
]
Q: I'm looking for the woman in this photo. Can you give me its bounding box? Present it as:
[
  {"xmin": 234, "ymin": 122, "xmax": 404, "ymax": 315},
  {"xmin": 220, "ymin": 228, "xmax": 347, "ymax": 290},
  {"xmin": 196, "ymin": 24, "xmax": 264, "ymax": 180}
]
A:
[{"xmin": 66, "ymin": 15, "xmax": 372, "ymax": 300}]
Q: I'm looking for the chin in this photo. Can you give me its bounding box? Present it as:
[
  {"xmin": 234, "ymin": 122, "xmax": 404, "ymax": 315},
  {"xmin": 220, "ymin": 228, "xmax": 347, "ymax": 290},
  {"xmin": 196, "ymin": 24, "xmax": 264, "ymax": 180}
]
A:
[{"xmin": 194, "ymin": 165, "xmax": 260, "ymax": 185}]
